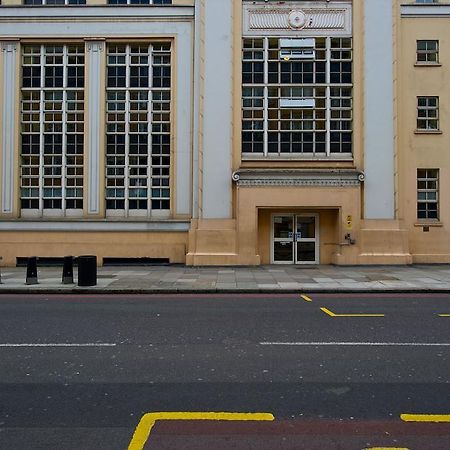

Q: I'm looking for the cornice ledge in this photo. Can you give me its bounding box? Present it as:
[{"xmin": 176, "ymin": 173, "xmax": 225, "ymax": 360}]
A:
[
  {"xmin": 232, "ymin": 168, "xmax": 365, "ymax": 187},
  {"xmin": 401, "ymin": 4, "xmax": 450, "ymax": 18}
]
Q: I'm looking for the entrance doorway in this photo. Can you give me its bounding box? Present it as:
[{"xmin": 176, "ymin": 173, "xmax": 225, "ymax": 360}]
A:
[{"xmin": 272, "ymin": 214, "xmax": 319, "ymax": 264}]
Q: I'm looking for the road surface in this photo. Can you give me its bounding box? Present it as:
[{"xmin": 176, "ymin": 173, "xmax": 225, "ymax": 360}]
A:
[{"xmin": 0, "ymin": 293, "xmax": 449, "ymax": 449}]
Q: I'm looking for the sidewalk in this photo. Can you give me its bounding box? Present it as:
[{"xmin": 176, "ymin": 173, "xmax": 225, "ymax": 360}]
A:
[{"xmin": 1, "ymin": 264, "xmax": 450, "ymax": 293}]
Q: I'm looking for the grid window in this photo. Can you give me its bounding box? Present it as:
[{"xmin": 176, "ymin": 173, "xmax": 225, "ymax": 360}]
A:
[
  {"xmin": 417, "ymin": 96, "xmax": 439, "ymax": 131},
  {"xmin": 23, "ymin": 0, "xmax": 86, "ymax": 4},
  {"xmin": 267, "ymin": 38, "xmax": 326, "ymax": 87},
  {"xmin": 267, "ymin": 87, "xmax": 326, "ymax": 154},
  {"xmin": 242, "ymin": 39, "xmax": 264, "ymax": 84},
  {"xmin": 242, "ymin": 37, "xmax": 352, "ymax": 158},
  {"xmin": 417, "ymin": 169, "xmax": 439, "ymax": 220},
  {"xmin": 242, "ymin": 87, "xmax": 264, "ymax": 153},
  {"xmin": 21, "ymin": 45, "xmax": 84, "ymax": 216},
  {"xmin": 106, "ymin": 43, "xmax": 171, "ymax": 217},
  {"xmin": 107, "ymin": 0, "xmax": 171, "ymax": 4},
  {"xmin": 417, "ymin": 40, "xmax": 439, "ymax": 63}
]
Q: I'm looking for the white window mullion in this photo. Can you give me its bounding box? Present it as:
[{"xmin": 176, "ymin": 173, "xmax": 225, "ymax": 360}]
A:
[
  {"xmin": 148, "ymin": 43, "xmax": 153, "ymax": 219},
  {"xmin": 325, "ymin": 37, "xmax": 331, "ymax": 157},
  {"xmin": 38, "ymin": 45, "xmax": 45, "ymax": 216},
  {"xmin": 61, "ymin": 46, "xmax": 68, "ymax": 215},
  {"xmin": 124, "ymin": 45, "xmax": 131, "ymax": 218},
  {"xmin": 263, "ymin": 37, "xmax": 269, "ymax": 157}
]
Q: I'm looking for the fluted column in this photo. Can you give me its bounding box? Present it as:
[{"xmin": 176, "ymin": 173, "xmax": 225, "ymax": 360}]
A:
[
  {"xmin": 1, "ymin": 41, "xmax": 19, "ymax": 216},
  {"xmin": 85, "ymin": 40, "xmax": 106, "ymax": 216}
]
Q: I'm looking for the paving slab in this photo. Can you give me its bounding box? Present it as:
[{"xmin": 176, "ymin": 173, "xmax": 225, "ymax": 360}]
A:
[{"xmin": 1, "ymin": 264, "xmax": 450, "ymax": 293}]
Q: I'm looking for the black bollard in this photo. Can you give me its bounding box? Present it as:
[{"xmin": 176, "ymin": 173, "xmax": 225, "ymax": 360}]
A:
[
  {"xmin": 26, "ymin": 256, "xmax": 38, "ymax": 285},
  {"xmin": 62, "ymin": 256, "xmax": 74, "ymax": 284},
  {"xmin": 78, "ymin": 255, "xmax": 97, "ymax": 287}
]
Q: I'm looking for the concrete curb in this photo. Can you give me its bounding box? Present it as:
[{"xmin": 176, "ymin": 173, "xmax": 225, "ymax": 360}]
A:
[{"xmin": 1, "ymin": 287, "xmax": 450, "ymax": 294}]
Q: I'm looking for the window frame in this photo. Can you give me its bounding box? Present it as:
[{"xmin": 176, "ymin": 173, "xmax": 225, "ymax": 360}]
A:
[
  {"xmin": 23, "ymin": 0, "xmax": 86, "ymax": 5},
  {"xmin": 107, "ymin": 0, "xmax": 171, "ymax": 4},
  {"xmin": 416, "ymin": 96, "xmax": 439, "ymax": 131},
  {"xmin": 417, "ymin": 168, "xmax": 439, "ymax": 221},
  {"xmin": 105, "ymin": 42, "xmax": 172, "ymax": 219},
  {"xmin": 241, "ymin": 36, "xmax": 353, "ymax": 160},
  {"xmin": 20, "ymin": 44, "xmax": 85, "ymax": 217},
  {"xmin": 416, "ymin": 40, "xmax": 439, "ymax": 64}
]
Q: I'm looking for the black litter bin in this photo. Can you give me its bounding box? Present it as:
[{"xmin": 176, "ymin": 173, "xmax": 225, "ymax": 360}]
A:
[{"xmin": 78, "ymin": 255, "xmax": 97, "ymax": 287}]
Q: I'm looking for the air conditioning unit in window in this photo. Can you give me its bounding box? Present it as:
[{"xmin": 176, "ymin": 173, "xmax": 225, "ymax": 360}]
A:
[
  {"xmin": 279, "ymin": 38, "xmax": 315, "ymax": 60},
  {"xmin": 280, "ymin": 98, "xmax": 315, "ymax": 108}
]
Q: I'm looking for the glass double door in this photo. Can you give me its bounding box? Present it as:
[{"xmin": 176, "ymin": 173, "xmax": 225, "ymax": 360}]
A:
[{"xmin": 272, "ymin": 214, "xmax": 319, "ymax": 264}]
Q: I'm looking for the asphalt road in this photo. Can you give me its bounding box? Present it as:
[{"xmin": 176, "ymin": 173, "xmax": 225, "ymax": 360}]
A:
[{"xmin": 0, "ymin": 293, "xmax": 449, "ymax": 449}]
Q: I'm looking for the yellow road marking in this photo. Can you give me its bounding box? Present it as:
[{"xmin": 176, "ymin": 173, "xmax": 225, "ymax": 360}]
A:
[
  {"xmin": 438, "ymin": 314, "xmax": 450, "ymax": 317},
  {"xmin": 321, "ymin": 307, "xmax": 336, "ymax": 317},
  {"xmin": 401, "ymin": 413, "xmax": 450, "ymax": 423},
  {"xmin": 301, "ymin": 294, "xmax": 312, "ymax": 302},
  {"xmin": 363, "ymin": 447, "xmax": 409, "ymax": 450},
  {"xmin": 127, "ymin": 411, "xmax": 275, "ymax": 450},
  {"xmin": 363, "ymin": 448, "xmax": 409, "ymax": 450},
  {"xmin": 320, "ymin": 307, "xmax": 385, "ymax": 318}
]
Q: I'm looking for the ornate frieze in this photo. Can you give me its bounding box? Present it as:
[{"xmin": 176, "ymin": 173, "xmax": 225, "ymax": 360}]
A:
[
  {"xmin": 232, "ymin": 169, "xmax": 364, "ymax": 187},
  {"xmin": 243, "ymin": 2, "xmax": 352, "ymax": 37}
]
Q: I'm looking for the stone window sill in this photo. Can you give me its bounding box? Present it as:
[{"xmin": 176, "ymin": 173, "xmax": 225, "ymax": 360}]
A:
[
  {"xmin": 414, "ymin": 129, "xmax": 442, "ymax": 135},
  {"xmin": 414, "ymin": 221, "xmax": 443, "ymax": 227},
  {"xmin": 414, "ymin": 63, "xmax": 441, "ymax": 67}
]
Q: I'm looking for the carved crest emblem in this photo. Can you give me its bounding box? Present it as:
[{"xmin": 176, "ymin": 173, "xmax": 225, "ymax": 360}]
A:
[{"xmin": 288, "ymin": 10, "xmax": 307, "ymax": 29}]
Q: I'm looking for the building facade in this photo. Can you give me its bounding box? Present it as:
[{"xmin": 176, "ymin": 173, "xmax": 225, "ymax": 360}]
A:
[{"xmin": 0, "ymin": 0, "xmax": 448, "ymax": 266}]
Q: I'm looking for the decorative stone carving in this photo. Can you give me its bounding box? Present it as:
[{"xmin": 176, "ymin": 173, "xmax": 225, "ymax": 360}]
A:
[
  {"xmin": 243, "ymin": 2, "xmax": 352, "ymax": 37},
  {"xmin": 1, "ymin": 42, "xmax": 17, "ymax": 53},
  {"xmin": 232, "ymin": 169, "xmax": 365, "ymax": 188},
  {"xmin": 288, "ymin": 10, "xmax": 307, "ymax": 29},
  {"xmin": 86, "ymin": 41, "xmax": 105, "ymax": 53}
]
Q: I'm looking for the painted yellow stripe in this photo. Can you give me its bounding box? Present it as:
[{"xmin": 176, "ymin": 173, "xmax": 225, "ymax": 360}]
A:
[
  {"xmin": 438, "ymin": 314, "xmax": 450, "ymax": 317},
  {"xmin": 363, "ymin": 447, "xmax": 409, "ymax": 450},
  {"xmin": 301, "ymin": 294, "xmax": 312, "ymax": 302},
  {"xmin": 320, "ymin": 307, "xmax": 384, "ymax": 318},
  {"xmin": 320, "ymin": 307, "xmax": 336, "ymax": 317},
  {"xmin": 401, "ymin": 413, "xmax": 450, "ymax": 423},
  {"xmin": 128, "ymin": 411, "xmax": 275, "ymax": 450}
]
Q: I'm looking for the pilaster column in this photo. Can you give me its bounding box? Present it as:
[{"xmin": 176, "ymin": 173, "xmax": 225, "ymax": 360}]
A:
[
  {"xmin": 198, "ymin": 0, "xmax": 233, "ymax": 219},
  {"xmin": 363, "ymin": 0, "xmax": 395, "ymax": 219},
  {"xmin": 1, "ymin": 41, "xmax": 19, "ymax": 216},
  {"xmin": 84, "ymin": 40, "xmax": 105, "ymax": 217}
]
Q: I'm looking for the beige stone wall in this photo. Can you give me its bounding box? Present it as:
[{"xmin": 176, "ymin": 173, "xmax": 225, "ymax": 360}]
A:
[
  {"xmin": 398, "ymin": 14, "xmax": 450, "ymax": 262},
  {"xmin": 0, "ymin": 231, "xmax": 188, "ymax": 266},
  {"xmin": 236, "ymin": 186, "xmax": 361, "ymax": 265}
]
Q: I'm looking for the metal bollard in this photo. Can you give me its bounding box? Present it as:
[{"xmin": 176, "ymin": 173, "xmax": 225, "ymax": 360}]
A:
[
  {"xmin": 62, "ymin": 256, "xmax": 74, "ymax": 284},
  {"xmin": 78, "ymin": 255, "xmax": 97, "ymax": 287},
  {"xmin": 26, "ymin": 256, "xmax": 38, "ymax": 285}
]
